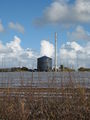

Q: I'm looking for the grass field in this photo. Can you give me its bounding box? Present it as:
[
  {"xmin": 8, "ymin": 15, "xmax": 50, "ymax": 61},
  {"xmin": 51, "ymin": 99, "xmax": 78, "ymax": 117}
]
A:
[
  {"xmin": 0, "ymin": 87, "xmax": 90, "ymax": 120},
  {"xmin": 0, "ymin": 71, "xmax": 90, "ymax": 119}
]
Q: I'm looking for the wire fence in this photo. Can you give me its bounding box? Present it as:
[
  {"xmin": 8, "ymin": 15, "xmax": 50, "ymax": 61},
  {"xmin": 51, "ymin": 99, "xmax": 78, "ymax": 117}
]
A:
[
  {"xmin": 0, "ymin": 71, "xmax": 90, "ymax": 88},
  {"xmin": 0, "ymin": 71, "xmax": 90, "ymax": 119}
]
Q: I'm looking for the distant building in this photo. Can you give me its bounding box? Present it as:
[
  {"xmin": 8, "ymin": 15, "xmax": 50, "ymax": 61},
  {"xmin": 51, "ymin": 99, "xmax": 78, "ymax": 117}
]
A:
[{"xmin": 37, "ymin": 56, "xmax": 52, "ymax": 71}]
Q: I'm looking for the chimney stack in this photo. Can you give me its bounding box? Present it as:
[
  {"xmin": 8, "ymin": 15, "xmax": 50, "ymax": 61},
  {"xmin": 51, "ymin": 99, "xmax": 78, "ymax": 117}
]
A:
[{"xmin": 55, "ymin": 32, "xmax": 57, "ymax": 71}]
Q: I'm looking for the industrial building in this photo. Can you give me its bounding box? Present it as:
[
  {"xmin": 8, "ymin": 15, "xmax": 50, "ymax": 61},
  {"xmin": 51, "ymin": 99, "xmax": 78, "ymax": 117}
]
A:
[{"xmin": 37, "ymin": 56, "xmax": 52, "ymax": 71}]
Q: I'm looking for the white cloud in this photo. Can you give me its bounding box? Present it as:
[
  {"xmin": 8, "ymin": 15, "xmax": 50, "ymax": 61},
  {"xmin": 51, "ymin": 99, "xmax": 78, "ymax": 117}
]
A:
[
  {"xmin": 8, "ymin": 22, "xmax": 24, "ymax": 34},
  {"xmin": 60, "ymin": 41, "xmax": 90, "ymax": 68},
  {"xmin": 6, "ymin": 36, "xmax": 22, "ymax": 52},
  {"xmin": 0, "ymin": 35, "xmax": 90, "ymax": 69},
  {"xmin": 40, "ymin": 40, "xmax": 54, "ymax": 58},
  {"xmin": 35, "ymin": 0, "xmax": 90, "ymax": 26},
  {"xmin": 68, "ymin": 26, "xmax": 90, "ymax": 41},
  {"xmin": 0, "ymin": 21, "xmax": 4, "ymax": 32},
  {"xmin": 0, "ymin": 37, "xmax": 55, "ymax": 68},
  {"xmin": 75, "ymin": 0, "xmax": 90, "ymax": 23},
  {"xmin": 0, "ymin": 36, "xmax": 36, "ymax": 68}
]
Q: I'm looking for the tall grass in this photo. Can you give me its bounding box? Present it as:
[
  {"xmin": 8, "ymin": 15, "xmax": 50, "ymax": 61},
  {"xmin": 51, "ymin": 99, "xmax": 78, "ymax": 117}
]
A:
[
  {"xmin": 0, "ymin": 71, "xmax": 90, "ymax": 120},
  {"xmin": 0, "ymin": 86, "xmax": 90, "ymax": 120}
]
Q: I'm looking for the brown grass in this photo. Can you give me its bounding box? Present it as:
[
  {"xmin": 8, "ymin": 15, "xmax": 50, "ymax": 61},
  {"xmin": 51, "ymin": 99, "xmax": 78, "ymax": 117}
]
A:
[{"xmin": 0, "ymin": 87, "xmax": 90, "ymax": 120}]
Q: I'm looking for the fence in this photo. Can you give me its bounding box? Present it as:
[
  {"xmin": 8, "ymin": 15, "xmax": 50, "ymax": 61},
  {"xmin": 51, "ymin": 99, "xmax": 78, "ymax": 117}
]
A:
[{"xmin": 0, "ymin": 71, "xmax": 90, "ymax": 88}]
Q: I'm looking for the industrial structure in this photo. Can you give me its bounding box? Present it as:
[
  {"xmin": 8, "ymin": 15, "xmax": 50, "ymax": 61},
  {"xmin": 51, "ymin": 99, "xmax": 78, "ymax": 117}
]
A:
[
  {"xmin": 55, "ymin": 32, "xmax": 57, "ymax": 71},
  {"xmin": 37, "ymin": 56, "xmax": 52, "ymax": 71}
]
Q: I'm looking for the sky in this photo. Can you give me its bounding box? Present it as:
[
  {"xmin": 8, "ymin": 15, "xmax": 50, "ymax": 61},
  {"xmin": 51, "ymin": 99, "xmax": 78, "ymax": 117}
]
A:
[{"xmin": 0, "ymin": 0, "xmax": 90, "ymax": 68}]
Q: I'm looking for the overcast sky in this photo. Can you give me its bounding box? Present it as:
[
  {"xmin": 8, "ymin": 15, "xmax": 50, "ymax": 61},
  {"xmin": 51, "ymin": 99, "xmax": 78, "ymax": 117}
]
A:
[{"xmin": 0, "ymin": 0, "xmax": 90, "ymax": 68}]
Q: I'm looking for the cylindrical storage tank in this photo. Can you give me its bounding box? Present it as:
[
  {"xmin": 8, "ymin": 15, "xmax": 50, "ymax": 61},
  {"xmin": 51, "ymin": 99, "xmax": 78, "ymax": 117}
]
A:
[{"xmin": 37, "ymin": 56, "xmax": 52, "ymax": 71}]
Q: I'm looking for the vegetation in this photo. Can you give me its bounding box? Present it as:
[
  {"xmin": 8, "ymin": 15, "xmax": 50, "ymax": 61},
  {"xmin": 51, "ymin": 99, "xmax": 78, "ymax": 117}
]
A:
[
  {"xmin": 0, "ymin": 87, "xmax": 90, "ymax": 120},
  {"xmin": 1, "ymin": 66, "xmax": 90, "ymax": 72},
  {"xmin": 0, "ymin": 69, "xmax": 89, "ymax": 119},
  {"xmin": 0, "ymin": 67, "xmax": 29, "ymax": 72},
  {"xmin": 59, "ymin": 65, "xmax": 75, "ymax": 72},
  {"xmin": 78, "ymin": 67, "xmax": 90, "ymax": 71}
]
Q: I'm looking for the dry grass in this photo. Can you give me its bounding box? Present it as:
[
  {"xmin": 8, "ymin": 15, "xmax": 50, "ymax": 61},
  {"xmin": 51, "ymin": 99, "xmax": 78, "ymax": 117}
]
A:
[{"xmin": 0, "ymin": 87, "xmax": 90, "ymax": 120}]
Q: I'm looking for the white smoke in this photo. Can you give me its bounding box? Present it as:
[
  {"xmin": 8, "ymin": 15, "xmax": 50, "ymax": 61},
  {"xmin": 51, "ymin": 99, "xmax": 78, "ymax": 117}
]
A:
[{"xmin": 40, "ymin": 40, "xmax": 54, "ymax": 58}]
